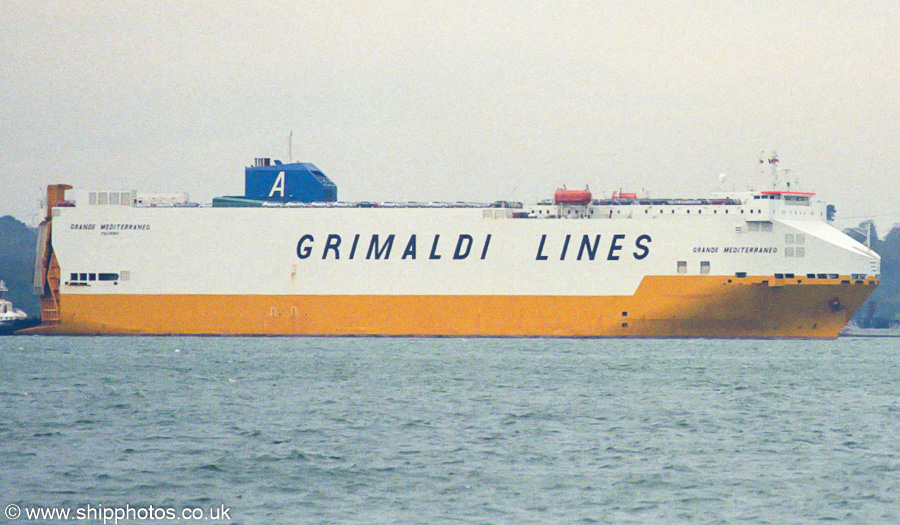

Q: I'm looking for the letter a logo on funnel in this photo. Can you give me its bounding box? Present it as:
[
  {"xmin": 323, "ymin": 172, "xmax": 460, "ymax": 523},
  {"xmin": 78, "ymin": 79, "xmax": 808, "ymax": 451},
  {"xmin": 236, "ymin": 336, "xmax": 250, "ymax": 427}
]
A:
[{"xmin": 269, "ymin": 171, "xmax": 286, "ymax": 197}]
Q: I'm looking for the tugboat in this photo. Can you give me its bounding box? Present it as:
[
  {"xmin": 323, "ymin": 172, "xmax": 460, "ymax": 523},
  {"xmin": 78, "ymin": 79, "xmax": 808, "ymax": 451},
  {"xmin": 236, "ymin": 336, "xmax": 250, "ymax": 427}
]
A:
[{"xmin": 0, "ymin": 280, "xmax": 29, "ymax": 335}]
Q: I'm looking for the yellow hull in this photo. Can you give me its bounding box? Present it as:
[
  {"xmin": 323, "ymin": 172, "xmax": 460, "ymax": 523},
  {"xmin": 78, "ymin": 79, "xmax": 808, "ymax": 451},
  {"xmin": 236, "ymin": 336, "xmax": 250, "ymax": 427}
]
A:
[{"xmin": 25, "ymin": 275, "xmax": 877, "ymax": 338}]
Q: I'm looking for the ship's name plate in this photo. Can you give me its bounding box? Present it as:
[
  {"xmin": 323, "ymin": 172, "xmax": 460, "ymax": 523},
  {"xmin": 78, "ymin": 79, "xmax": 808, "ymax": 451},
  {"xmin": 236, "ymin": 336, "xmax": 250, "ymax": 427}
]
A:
[
  {"xmin": 693, "ymin": 246, "xmax": 778, "ymax": 254},
  {"xmin": 70, "ymin": 223, "xmax": 151, "ymax": 231}
]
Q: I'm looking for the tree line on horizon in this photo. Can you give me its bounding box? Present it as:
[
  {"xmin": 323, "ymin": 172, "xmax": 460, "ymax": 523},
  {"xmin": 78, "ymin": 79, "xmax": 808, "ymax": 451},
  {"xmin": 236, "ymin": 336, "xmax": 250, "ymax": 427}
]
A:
[
  {"xmin": 0, "ymin": 216, "xmax": 39, "ymax": 317},
  {"xmin": 846, "ymin": 220, "xmax": 900, "ymax": 327},
  {"xmin": 1, "ymin": 214, "xmax": 899, "ymax": 326}
]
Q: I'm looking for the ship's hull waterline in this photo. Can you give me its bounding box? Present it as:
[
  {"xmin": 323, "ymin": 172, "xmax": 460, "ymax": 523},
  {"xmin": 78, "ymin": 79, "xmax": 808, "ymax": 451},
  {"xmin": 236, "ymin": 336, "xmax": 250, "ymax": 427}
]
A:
[{"xmin": 31, "ymin": 275, "xmax": 875, "ymax": 338}]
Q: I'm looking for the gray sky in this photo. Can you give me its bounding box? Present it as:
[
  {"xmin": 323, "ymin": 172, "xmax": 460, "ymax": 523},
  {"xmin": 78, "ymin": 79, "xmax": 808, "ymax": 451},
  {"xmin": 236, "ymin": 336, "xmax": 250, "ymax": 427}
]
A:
[{"xmin": 3, "ymin": 1, "xmax": 899, "ymax": 232}]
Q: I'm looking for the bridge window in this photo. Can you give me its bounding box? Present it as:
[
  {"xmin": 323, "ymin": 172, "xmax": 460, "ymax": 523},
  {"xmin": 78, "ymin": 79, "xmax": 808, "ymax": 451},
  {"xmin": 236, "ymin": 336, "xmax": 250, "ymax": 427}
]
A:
[
  {"xmin": 700, "ymin": 261, "xmax": 710, "ymax": 274},
  {"xmin": 677, "ymin": 261, "xmax": 687, "ymax": 274}
]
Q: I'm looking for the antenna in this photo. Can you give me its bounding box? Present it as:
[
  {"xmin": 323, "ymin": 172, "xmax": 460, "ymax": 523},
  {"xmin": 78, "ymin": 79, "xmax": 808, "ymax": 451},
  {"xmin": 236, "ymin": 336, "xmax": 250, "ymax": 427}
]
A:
[
  {"xmin": 768, "ymin": 151, "xmax": 779, "ymax": 189},
  {"xmin": 758, "ymin": 151, "xmax": 781, "ymax": 189}
]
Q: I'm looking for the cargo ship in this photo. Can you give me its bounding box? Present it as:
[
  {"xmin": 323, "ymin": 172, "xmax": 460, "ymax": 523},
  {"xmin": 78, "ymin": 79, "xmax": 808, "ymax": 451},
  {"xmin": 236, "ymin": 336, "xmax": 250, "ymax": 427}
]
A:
[
  {"xmin": 0, "ymin": 280, "xmax": 30, "ymax": 335},
  {"xmin": 25, "ymin": 155, "xmax": 880, "ymax": 337}
]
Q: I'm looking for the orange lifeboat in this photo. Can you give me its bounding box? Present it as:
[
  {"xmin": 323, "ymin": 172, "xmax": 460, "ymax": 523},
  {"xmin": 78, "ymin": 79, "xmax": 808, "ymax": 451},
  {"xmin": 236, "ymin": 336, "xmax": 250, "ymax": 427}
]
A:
[
  {"xmin": 554, "ymin": 188, "xmax": 592, "ymax": 204},
  {"xmin": 611, "ymin": 191, "xmax": 637, "ymax": 200}
]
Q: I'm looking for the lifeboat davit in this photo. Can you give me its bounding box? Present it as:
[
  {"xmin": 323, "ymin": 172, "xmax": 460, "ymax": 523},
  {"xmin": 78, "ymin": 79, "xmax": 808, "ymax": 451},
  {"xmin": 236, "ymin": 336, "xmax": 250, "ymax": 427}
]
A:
[{"xmin": 554, "ymin": 189, "xmax": 592, "ymax": 204}]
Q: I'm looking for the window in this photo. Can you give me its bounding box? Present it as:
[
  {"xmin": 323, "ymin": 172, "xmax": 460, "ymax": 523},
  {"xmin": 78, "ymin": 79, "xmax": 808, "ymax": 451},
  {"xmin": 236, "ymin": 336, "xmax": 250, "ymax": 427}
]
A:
[
  {"xmin": 88, "ymin": 273, "xmax": 96, "ymax": 281},
  {"xmin": 785, "ymin": 234, "xmax": 794, "ymax": 244},
  {"xmin": 748, "ymin": 222, "xmax": 760, "ymax": 231},
  {"xmin": 98, "ymin": 273, "xmax": 119, "ymax": 281},
  {"xmin": 677, "ymin": 261, "xmax": 687, "ymax": 274},
  {"xmin": 761, "ymin": 222, "xmax": 772, "ymax": 231},
  {"xmin": 796, "ymin": 234, "xmax": 805, "ymax": 244},
  {"xmin": 89, "ymin": 192, "xmax": 98, "ymax": 205},
  {"xmin": 110, "ymin": 193, "xmax": 120, "ymax": 205},
  {"xmin": 120, "ymin": 192, "xmax": 131, "ymax": 205},
  {"xmin": 700, "ymin": 261, "xmax": 710, "ymax": 274},
  {"xmin": 98, "ymin": 192, "xmax": 108, "ymax": 205},
  {"xmin": 795, "ymin": 247, "xmax": 804, "ymax": 258},
  {"xmin": 785, "ymin": 247, "xmax": 794, "ymax": 257},
  {"xmin": 79, "ymin": 273, "xmax": 87, "ymax": 281}
]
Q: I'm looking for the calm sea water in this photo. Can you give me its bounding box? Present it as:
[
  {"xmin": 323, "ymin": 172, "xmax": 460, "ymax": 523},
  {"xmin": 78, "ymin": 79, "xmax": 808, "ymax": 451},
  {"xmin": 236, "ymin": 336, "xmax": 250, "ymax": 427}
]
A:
[{"xmin": 1, "ymin": 336, "xmax": 899, "ymax": 524}]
